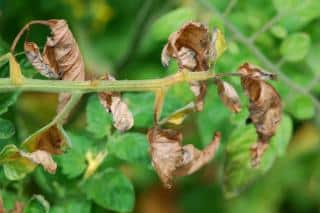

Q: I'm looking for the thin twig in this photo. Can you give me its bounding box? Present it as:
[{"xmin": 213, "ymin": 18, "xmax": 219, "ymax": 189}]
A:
[
  {"xmin": 10, "ymin": 20, "xmax": 50, "ymax": 53},
  {"xmin": 198, "ymin": 0, "xmax": 320, "ymax": 111},
  {"xmin": 223, "ymin": 0, "xmax": 238, "ymax": 16},
  {"xmin": 249, "ymin": 13, "xmax": 284, "ymax": 42}
]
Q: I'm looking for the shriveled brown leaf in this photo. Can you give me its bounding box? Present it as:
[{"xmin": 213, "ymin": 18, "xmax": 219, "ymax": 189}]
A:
[
  {"xmin": 98, "ymin": 74, "xmax": 134, "ymax": 132},
  {"xmin": 24, "ymin": 41, "xmax": 60, "ymax": 79},
  {"xmin": 147, "ymin": 127, "xmax": 183, "ymax": 188},
  {"xmin": 147, "ymin": 127, "xmax": 220, "ymax": 188},
  {"xmin": 189, "ymin": 80, "xmax": 207, "ymax": 111},
  {"xmin": 23, "ymin": 19, "xmax": 85, "ymax": 112},
  {"xmin": 20, "ymin": 150, "xmax": 57, "ymax": 174},
  {"xmin": 238, "ymin": 62, "xmax": 282, "ymax": 167},
  {"xmin": 21, "ymin": 124, "xmax": 70, "ymax": 155},
  {"xmin": 161, "ymin": 22, "xmax": 211, "ymax": 71},
  {"xmin": 0, "ymin": 197, "xmax": 4, "ymax": 213},
  {"xmin": 174, "ymin": 132, "xmax": 220, "ymax": 176},
  {"xmin": 215, "ymin": 79, "xmax": 241, "ymax": 113}
]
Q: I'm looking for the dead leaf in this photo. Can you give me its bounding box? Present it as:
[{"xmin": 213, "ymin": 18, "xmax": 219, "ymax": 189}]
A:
[
  {"xmin": 189, "ymin": 80, "xmax": 207, "ymax": 111},
  {"xmin": 21, "ymin": 123, "xmax": 70, "ymax": 155},
  {"xmin": 98, "ymin": 74, "xmax": 134, "ymax": 132},
  {"xmin": 147, "ymin": 127, "xmax": 220, "ymax": 188},
  {"xmin": 20, "ymin": 150, "xmax": 57, "ymax": 174},
  {"xmin": 238, "ymin": 62, "xmax": 282, "ymax": 167},
  {"xmin": 174, "ymin": 132, "xmax": 220, "ymax": 176},
  {"xmin": 147, "ymin": 127, "xmax": 183, "ymax": 188},
  {"xmin": 23, "ymin": 19, "xmax": 85, "ymax": 112},
  {"xmin": 214, "ymin": 79, "xmax": 241, "ymax": 113},
  {"xmin": 24, "ymin": 41, "xmax": 60, "ymax": 79}
]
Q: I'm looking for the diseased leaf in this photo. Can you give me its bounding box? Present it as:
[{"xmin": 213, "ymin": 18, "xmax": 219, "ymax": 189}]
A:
[
  {"xmin": 21, "ymin": 123, "xmax": 70, "ymax": 154},
  {"xmin": 9, "ymin": 53, "xmax": 23, "ymax": 85},
  {"xmin": 189, "ymin": 80, "xmax": 207, "ymax": 111},
  {"xmin": 22, "ymin": 19, "xmax": 85, "ymax": 112},
  {"xmin": 24, "ymin": 41, "xmax": 60, "ymax": 79},
  {"xmin": 0, "ymin": 118, "xmax": 15, "ymax": 139},
  {"xmin": 86, "ymin": 94, "xmax": 112, "ymax": 138},
  {"xmin": 24, "ymin": 194, "xmax": 50, "ymax": 213},
  {"xmin": 20, "ymin": 150, "xmax": 57, "ymax": 174},
  {"xmin": 84, "ymin": 169, "xmax": 134, "ymax": 212},
  {"xmin": 98, "ymin": 74, "xmax": 134, "ymax": 131},
  {"xmin": 147, "ymin": 127, "xmax": 220, "ymax": 188},
  {"xmin": 215, "ymin": 79, "xmax": 241, "ymax": 113},
  {"xmin": 160, "ymin": 102, "xmax": 195, "ymax": 127},
  {"xmin": 0, "ymin": 145, "xmax": 36, "ymax": 180},
  {"xmin": 238, "ymin": 63, "xmax": 282, "ymax": 167}
]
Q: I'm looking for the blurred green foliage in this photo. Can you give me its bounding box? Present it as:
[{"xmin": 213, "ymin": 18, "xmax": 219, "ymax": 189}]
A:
[{"xmin": 0, "ymin": 0, "xmax": 320, "ymax": 212}]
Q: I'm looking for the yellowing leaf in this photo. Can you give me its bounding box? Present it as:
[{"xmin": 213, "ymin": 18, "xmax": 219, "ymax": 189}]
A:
[
  {"xmin": 9, "ymin": 53, "xmax": 23, "ymax": 85},
  {"xmin": 212, "ymin": 28, "xmax": 227, "ymax": 60}
]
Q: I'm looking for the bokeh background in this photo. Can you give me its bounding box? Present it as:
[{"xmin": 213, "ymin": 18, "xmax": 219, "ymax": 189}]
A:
[{"xmin": 0, "ymin": 0, "xmax": 320, "ymax": 212}]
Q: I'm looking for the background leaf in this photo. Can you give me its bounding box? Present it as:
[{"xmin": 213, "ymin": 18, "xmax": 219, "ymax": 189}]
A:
[
  {"xmin": 84, "ymin": 169, "xmax": 134, "ymax": 212},
  {"xmin": 0, "ymin": 118, "xmax": 15, "ymax": 139}
]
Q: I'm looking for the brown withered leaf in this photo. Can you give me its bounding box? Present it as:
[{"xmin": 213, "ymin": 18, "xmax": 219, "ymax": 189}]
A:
[
  {"xmin": 20, "ymin": 150, "xmax": 57, "ymax": 174},
  {"xmin": 98, "ymin": 74, "xmax": 134, "ymax": 132},
  {"xmin": 214, "ymin": 79, "xmax": 241, "ymax": 113},
  {"xmin": 174, "ymin": 132, "xmax": 220, "ymax": 176},
  {"xmin": 24, "ymin": 42, "xmax": 60, "ymax": 79},
  {"xmin": 23, "ymin": 19, "xmax": 85, "ymax": 112},
  {"xmin": 10, "ymin": 202, "xmax": 24, "ymax": 213},
  {"xmin": 238, "ymin": 62, "xmax": 282, "ymax": 167},
  {"xmin": 189, "ymin": 80, "xmax": 207, "ymax": 111},
  {"xmin": 147, "ymin": 127, "xmax": 220, "ymax": 188},
  {"xmin": 21, "ymin": 123, "xmax": 70, "ymax": 155},
  {"xmin": 161, "ymin": 22, "xmax": 211, "ymax": 71},
  {"xmin": 147, "ymin": 127, "xmax": 183, "ymax": 188}
]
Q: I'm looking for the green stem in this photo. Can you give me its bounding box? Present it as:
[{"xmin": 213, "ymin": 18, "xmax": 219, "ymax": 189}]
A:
[
  {"xmin": 0, "ymin": 71, "xmax": 217, "ymax": 93},
  {"xmin": 53, "ymin": 93, "xmax": 83, "ymax": 124}
]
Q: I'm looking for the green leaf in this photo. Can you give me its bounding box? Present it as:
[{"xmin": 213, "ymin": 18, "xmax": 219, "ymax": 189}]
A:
[
  {"xmin": 57, "ymin": 150, "xmax": 86, "ymax": 178},
  {"xmin": 0, "ymin": 92, "xmax": 19, "ymax": 115},
  {"xmin": 150, "ymin": 8, "xmax": 197, "ymax": 41},
  {"xmin": 86, "ymin": 94, "xmax": 112, "ymax": 138},
  {"xmin": 0, "ymin": 118, "xmax": 15, "ymax": 139},
  {"xmin": 223, "ymin": 115, "xmax": 292, "ymax": 198},
  {"xmin": 306, "ymin": 44, "xmax": 320, "ymax": 74},
  {"xmin": 124, "ymin": 93, "xmax": 154, "ymax": 128},
  {"xmin": 107, "ymin": 133, "xmax": 150, "ymax": 165},
  {"xmin": 51, "ymin": 199, "xmax": 91, "ymax": 213},
  {"xmin": 84, "ymin": 169, "xmax": 134, "ymax": 212},
  {"xmin": 272, "ymin": 0, "xmax": 300, "ymax": 13},
  {"xmin": 0, "ymin": 145, "xmax": 36, "ymax": 180},
  {"xmin": 24, "ymin": 194, "xmax": 50, "ymax": 213},
  {"xmin": 286, "ymin": 95, "xmax": 315, "ymax": 120},
  {"xmin": 280, "ymin": 33, "xmax": 311, "ymax": 62}
]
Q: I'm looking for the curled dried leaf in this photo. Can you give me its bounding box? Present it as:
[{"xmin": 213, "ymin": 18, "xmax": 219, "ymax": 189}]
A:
[
  {"xmin": 161, "ymin": 22, "xmax": 212, "ymax": 71},
  {"xmin": 23, "ymin": 19, "xmax": 85, "ymax": 112},
  {"xmin": 214, "ymin": 79, "xmax": 241, "ymax": 113},
  {"xmin": 174, "ymin": 132, "xmax": 220, "ymax": 176},
  {"xmin": 21, "ymin": 123, "xmax": 70, "ymax": 155},
  {"xmin": 189, "ymin": 80, "xmax": 207, "ymax": 111},
  {"xmin": 147, "ymin": 127, "xmax": 220, "ymax": 188},
  {"xmin": 24, "ymin": 41, "xmax": 60, "ymax": 79},
  {"xmin": 238, "ymin": 63, "xmax": 282, "ymax": 167},
  {"xmin": 98, "ymin": 74, "xmax": 134, "ymax": 132},
  {"xmin": 20, "ymin": 150, "xmax": 57, "ymax": 174}
]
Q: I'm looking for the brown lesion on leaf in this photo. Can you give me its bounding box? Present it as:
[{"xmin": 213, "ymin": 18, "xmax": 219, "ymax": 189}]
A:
[{"xmin": 238, "ymin": 62, "xmax": 282, "ymax": 167}]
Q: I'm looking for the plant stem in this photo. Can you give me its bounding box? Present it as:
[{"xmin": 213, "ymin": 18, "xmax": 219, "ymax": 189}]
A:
[
  {"xmin": 53, "ymin": 93, "xmax": 83, "ymax": 124},
  {"xmin": 0, "ymin": 71, "xmax": 218, "ymax": 93}
]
